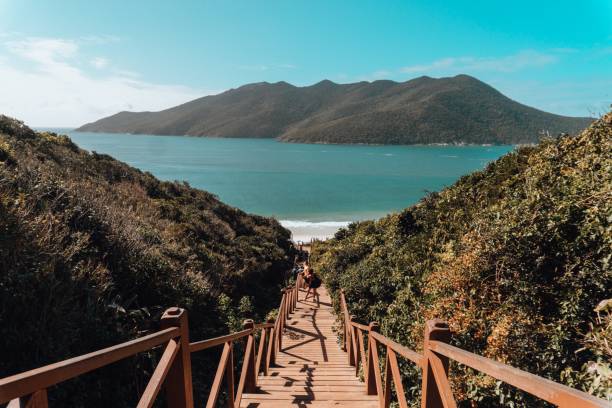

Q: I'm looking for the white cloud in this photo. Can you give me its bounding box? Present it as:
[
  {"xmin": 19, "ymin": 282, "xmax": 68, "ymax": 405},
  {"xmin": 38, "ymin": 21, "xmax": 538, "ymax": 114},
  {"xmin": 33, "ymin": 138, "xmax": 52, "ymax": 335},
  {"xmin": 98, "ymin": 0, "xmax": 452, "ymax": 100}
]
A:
[
  {"xmin": 489, "ymin": 77, "xmax": 612, "ymax": 117},
  {"xmin": 600, "ymin": 46, "xmax": 612, "ymax": 55},
  {"xmin": 400, "ymin": 58, "xmax": 456, "ymax": 74},
  {"xmin": 371, "ymin": 70, "xmax": 391, "ymax": 79},
  {"xmin": 357, "ymin": 69, "xmax": 393, "ymax": 82},
  {"xmin": 550, "ymin": 47, "xmax": 579, "ymax": 54},
  {"xmin": 400, "ymin": 50, "xmax": 558, "ymax": 74},
  {"xmin": 8, "ymin": 37, "xmax": 78, "ymax": 64},
  {"xmin": 238, "ymin": 63, "xmax": 297, "ymax": 71},
  {"xmin": 90, "ymin": 56, "xmax": 109, "ymax": 69},
  {"xmin": 239, "ymin": 64, "xmax": 269, "ymax": 71},
  {"xmin": 80, "ymin": 34, "xmax": 121, "ymax": 44},
  {"xmin": 0, "ymin": 36, "xmax": 212, "ymax": 127}
]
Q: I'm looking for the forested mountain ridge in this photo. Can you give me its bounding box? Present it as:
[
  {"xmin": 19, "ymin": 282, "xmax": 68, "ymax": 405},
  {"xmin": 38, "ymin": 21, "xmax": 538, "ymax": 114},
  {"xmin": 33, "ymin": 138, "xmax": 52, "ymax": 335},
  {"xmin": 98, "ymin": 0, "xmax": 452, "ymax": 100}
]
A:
[
  {"xmin": 77, "ymin": 75, "xmax": 593, "ymax": 145},
  {"xmin": 311, "ymin": 110, "xmax": 612, "ymax": 406},
  {"xmin": 0, "ymin": 115, "xmax": 294, "ymax": 406}
]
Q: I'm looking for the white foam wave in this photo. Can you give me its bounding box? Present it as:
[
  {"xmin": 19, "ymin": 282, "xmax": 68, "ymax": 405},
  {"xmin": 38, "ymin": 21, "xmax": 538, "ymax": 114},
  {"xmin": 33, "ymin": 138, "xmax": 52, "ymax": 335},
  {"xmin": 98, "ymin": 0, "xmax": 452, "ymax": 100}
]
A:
[{"xmin": 280, "ymin": 220, "xmax": 351, "ymax": 229}]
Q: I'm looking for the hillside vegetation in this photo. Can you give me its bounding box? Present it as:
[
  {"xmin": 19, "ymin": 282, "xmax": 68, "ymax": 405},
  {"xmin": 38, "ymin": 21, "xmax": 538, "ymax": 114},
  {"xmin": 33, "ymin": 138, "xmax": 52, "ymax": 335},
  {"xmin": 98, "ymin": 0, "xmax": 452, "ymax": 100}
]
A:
[
  {"xmin": 311, "ymin": 112, "xmax": 611, "ymax": 406},
  {"xmin": 0, "ymin": 116, "xmax": 293, "ymax": 406},
  {"xmin": 77, "ymin": 75, "xmax": 592, "ymax": 145}
]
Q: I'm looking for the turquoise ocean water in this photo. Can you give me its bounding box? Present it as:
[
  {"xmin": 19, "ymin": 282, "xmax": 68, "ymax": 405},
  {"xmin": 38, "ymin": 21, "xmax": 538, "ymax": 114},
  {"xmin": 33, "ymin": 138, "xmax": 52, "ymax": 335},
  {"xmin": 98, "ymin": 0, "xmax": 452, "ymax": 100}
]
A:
[{"xmin": 46, "ymin": 129, "xmax": 512, "ymax": 237}]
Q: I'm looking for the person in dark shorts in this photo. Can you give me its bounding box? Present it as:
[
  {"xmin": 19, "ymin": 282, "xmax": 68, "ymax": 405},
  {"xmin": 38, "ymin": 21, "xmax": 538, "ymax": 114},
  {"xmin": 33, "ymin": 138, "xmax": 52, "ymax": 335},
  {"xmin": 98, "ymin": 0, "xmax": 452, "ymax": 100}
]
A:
[{"xmin": 305, "ymin": 269, "xmax": 321, "ymax": 306}]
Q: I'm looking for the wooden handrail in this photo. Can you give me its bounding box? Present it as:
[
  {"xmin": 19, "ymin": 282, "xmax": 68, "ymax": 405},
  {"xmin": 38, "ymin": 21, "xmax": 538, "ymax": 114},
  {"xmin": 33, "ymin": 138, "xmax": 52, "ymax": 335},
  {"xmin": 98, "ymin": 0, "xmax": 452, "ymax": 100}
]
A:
[
  {"xmin": 6, "ymin": 281, "xmax": 602, "ymax": 408},
  {"xmin": 234, "ymin": 320, "xmax": 256, "ymax": 408},
  {"xmin": 189, "ymin": 329, "xmax": 252, "ymax": 353},
  {"xmin": 429, "ymin": 341, "xmax": 609, "ymax": 408},
  {"xmin": 254, "ymin": 322, "xmax": 274, "ymax": 330},
  {"xmin": 201, "ymin": 286, "xmax": 292, "ymax": 408},
  {"xmin": 205, "ymin": 341, "xmax": 233, "ymax": 408},
  {"xmin": 137, "ymin": 338, "xmax": 181, "ymax": 408},
  {"xmin": 0, "ymin": 282, "xmax": 291, "ymax": 408},
  {"xmin": 0, "ymin": 326, "xmax": 179, "ymax": 404},
  {"xmin": 254, "ymin": 324, "xmax": 268, "ymax": 377},
  {"xmin": 349, "ymin": 320, "xmax": 370, "ymax": 331},
  {"xmin": 337, "ymin": 289, "xmax": 608, "ymax": 408},
  {"xmin": 370, "ymin": 331, "xmax": 424, "ymax": 366}
]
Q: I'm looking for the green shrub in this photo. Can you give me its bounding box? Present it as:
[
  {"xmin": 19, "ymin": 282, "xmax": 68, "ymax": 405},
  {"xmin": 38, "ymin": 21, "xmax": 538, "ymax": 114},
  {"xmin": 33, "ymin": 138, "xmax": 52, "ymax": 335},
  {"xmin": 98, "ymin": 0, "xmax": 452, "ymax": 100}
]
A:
[
  {"xmin": 312, "ymin": 111, "xmax": 612, "ymax": 407},
  {"xmin": 0, "ymin": 117, "xmax": 294, "ymax": 407}
]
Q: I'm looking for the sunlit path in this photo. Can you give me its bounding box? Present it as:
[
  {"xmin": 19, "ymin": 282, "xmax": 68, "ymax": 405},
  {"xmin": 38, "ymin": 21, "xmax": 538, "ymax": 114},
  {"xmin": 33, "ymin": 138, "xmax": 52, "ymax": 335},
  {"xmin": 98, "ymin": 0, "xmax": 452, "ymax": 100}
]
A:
[{"xmin": 240, "ymin": 286, "xmax": 377, "ymax": 407}]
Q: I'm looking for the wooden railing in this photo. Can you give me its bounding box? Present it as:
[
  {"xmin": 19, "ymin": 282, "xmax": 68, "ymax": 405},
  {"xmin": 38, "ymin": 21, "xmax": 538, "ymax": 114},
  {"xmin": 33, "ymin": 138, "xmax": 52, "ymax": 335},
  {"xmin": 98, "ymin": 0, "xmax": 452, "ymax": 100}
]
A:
[
  {"xmin": 0, "ymin": 283, "xmax": 303, "ymax": 408},
  {"xmin": 6, "ymin": 278, "xmax": 600, "ymax": 408},
  {"xmin": 339, "ymin": 290, "xmax": 609, "ymax": 408}
]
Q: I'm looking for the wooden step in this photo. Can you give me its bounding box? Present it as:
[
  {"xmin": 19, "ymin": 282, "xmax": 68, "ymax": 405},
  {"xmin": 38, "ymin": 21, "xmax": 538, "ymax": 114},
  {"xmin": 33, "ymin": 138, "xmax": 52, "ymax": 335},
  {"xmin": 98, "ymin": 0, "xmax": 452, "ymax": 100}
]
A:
[
  {"xmin": 240, "ymin": 401, "xmax": 378, "ymax": 408},
  {"xmin": 241, "ymin": 392, "xmax": 378, "ymax": 401},
  {"xmin": 257, "ymin": 385, "xmax": 366, "ymax": 392},
  {"xmin": 256, "ymin": 379, "xmax": 364, "ymax": 386},
  {"xmin": 242, "ymin": 285, "xmax": 370, "ymax": 408}
]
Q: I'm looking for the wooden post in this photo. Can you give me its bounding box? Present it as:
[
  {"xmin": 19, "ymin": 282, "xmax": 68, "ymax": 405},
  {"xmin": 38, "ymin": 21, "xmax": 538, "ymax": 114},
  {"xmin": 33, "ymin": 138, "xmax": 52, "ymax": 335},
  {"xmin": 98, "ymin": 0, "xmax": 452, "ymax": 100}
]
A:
[
  {"xmin": 355, "ymin": 328, "xmax": 361, "ymax": 376},
  {"xmin": 242, "ymin": 319, "xmax": 257, "ymax": 393},
  {"xmin": 383, "ymin": 349, "xmax": 392, "ymax": 408},
  {"xmin": 340, "ymin": 290, "xmax": 348, "ymax": 352},
  {"xmin": 265, "ymin": 319, "xmax": 275, "ymax": 372},
  {"xmin": 278, "ymin": 290, "xmax": 286, "ymax": 351},
  {"xmin": 160, "ymin": 307, "xmax": 194, "ymax": 408},
  {"xmin": 283, "ymin": 288, "xmax": 288, "ymax": 322},
  {"xmin": 287, "ymin": 286, "xmax": 293, "ymax": 315},
  {"xmin": 255, "ymin": 326, "xmax": 267, "ymax": 377},
  {"xmin": 348, "ymin": 315, "xmax": 357, "ymax": 367},
  {"xmin": 226, "ymin": 343, "xmax": 235, "ymax": 408},
  {"xmin": 421, "ymin": 319, "xmax": 451, "ymax": 408},
  {"xmin": 7, "ymin": 389, "xmax": 48, "ymax": 408},
  {"xmin": 343, "ymin": 309, "xmax": 347, "ymax": 352},
  {"xmin": 366, "ymin": 322, "xmax": 380, "ymax": 395}
]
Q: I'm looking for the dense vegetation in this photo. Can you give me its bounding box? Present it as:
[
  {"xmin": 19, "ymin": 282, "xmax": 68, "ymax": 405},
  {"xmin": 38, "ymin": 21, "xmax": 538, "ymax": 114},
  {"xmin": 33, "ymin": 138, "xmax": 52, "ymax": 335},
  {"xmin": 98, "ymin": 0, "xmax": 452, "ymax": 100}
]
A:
[
  {"xmin": 0, "ymin": 116, "xmax": 294, "ymax": 406},
  {"xmin": 77, "ymin": 75, "xmax": 592, "ymax": 145},
  {"xmin": 311, "ymin": 112, "xmax": 611, "ymax": 406}
]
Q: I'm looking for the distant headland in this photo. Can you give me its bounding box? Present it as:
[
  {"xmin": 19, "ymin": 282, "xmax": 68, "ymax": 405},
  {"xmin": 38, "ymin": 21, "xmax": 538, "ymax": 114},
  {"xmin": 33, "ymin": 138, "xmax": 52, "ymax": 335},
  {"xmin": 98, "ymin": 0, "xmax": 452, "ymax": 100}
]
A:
[{"xmin": 77, "ymin": 74, "xmax": 593, "ymax": 145}]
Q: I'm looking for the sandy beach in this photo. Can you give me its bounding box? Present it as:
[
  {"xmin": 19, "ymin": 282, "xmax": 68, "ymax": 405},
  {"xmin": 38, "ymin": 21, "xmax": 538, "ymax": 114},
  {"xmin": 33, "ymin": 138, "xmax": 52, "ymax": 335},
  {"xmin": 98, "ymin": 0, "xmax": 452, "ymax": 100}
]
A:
[{"xmin": 280, "ymin": 220, "xmax": 351, "ymax": 242}]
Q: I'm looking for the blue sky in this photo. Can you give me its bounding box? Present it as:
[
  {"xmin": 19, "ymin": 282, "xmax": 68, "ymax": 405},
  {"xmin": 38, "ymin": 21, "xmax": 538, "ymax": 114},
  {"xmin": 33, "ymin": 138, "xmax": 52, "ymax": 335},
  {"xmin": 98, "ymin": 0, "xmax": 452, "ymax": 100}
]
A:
[{"xmin": 1, "ymin": 0, "xmax": 611, "ymax": 126}]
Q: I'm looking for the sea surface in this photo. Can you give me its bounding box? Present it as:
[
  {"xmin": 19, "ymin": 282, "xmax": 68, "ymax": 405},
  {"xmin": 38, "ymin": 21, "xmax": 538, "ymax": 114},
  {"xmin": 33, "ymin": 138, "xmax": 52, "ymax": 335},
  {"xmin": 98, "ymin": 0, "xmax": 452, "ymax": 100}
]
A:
[{"xmin": 44, "ymin": 129, "xmax": 513, "ymax": 240}]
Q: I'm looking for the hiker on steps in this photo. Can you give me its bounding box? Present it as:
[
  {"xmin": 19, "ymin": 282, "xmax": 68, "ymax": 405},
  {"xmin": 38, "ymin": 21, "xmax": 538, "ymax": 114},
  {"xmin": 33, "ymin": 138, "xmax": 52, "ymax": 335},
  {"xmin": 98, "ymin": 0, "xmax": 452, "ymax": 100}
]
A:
[{"xmin": 304, "ymin": 268, "xmax": 322, "ymax": 306}]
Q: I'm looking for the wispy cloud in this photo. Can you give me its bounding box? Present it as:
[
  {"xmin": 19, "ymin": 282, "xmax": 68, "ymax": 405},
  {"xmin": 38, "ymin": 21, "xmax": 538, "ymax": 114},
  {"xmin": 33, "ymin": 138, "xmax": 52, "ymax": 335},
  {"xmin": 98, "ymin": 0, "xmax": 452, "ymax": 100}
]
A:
[
  {"xmin": 600, "ymin": 46, "xmax": 612, "ymax": 55},
  {"xmin": 0, "ymin": 35, "xmax": 212, "ymax": 127},
  {"xmin": 8, "ymin": 37, "xmax": 78, "ymax": 64},
  {"xmin": 239, "ymin": 64, "xmax": 269, "ymax": 71},
  {"xmin": 90, "ymin": 56, "xmax": 109, "ymax": 69},
  {"xmin": 80, "ymin": 34, "xmax": 121, "ymax": 44},
  {"xmin": 357, "ymin": 69, "xmax": 393, "ymax": 82},
  {"xmin": 400, "ymin": 50, "xmax": 558, "ymax": 74},
  {"xmin": 550, "ymin": 47, "xmax": 579, "ymax": 54},
  {"xmin": 489, "ymin": 77, "xmax": 612, "ymax": 117},
  {"xmin": 238, "ymin": 63, "xmax": 297, "ymax": 71}
]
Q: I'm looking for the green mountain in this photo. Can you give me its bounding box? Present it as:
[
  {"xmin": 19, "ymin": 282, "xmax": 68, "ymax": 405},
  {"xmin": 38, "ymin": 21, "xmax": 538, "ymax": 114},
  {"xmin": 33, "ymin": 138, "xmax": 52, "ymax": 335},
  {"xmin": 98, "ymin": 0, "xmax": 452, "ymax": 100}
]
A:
[
  {"xmin": 0, "ymin": 115, "xmax": 293, "ymax": 406},
  {"xmin": 77, "ymin": 75, "xmax": 593, "ymax": 145},
  {"xmin": 311, "ymin": 111, "xmax": 611, "ymax": 405}
]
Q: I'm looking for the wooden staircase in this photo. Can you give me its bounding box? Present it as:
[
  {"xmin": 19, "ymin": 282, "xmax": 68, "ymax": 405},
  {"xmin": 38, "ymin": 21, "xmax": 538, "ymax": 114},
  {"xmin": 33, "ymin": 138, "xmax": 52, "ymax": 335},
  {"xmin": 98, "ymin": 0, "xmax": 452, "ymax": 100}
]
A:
[
  {"xmin": 240, "ymin": 286, "xmax": 377, "ymax": 407},
  {"xmin": 1, "ymin": 277, "xmax": 607, "ymax": 408}
]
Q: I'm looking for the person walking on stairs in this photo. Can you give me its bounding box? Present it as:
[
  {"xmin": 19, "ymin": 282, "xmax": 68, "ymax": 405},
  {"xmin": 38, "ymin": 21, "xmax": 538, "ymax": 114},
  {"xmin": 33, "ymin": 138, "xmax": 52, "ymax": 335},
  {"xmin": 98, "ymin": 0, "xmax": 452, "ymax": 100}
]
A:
[{"xmin": 305, "ymin": 269, "xmax": 322, "ymax": 306}]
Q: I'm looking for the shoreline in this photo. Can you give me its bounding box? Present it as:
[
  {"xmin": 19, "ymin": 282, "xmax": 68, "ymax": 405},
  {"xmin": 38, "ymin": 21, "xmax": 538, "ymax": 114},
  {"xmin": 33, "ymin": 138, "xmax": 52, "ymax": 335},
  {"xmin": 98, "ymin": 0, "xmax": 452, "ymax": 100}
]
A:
[
  {"xmin": 60, "ymin": 128, "xmax": 515, "ymax": 148},
  {"xmin": 280, "ymin": 220, "xmax": 352, "ymax": 242}
]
